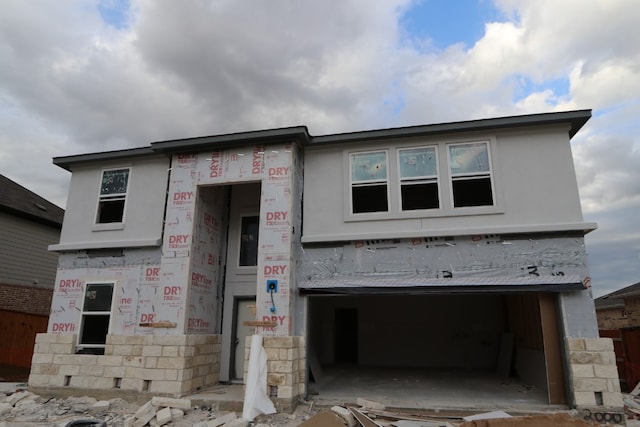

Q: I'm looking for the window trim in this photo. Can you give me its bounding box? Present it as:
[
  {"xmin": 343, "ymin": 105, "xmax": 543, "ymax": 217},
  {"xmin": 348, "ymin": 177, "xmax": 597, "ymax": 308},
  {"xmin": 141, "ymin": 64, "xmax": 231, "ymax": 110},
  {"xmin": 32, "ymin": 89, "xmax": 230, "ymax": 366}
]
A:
[
  {"xmin": 76, "ymin": 281, "xmax": 116, "ymax": 353},
  {"xmin": 344, "ymin": 137, "xmax": 502, "ymax": 222},
  {"xmin": 94, "ymin": 167, "xmax": 131, "ymax": 226}
]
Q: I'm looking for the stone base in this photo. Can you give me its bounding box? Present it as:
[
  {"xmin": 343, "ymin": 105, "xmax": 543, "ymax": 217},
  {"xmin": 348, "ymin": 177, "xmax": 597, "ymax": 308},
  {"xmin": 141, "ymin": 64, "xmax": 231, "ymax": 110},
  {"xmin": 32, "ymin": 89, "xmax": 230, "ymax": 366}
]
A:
[
  {"xmin": 566, "ymin": 338, "xmax": 624, "ymax": 411},
  {"xmin": 244, "ymin": 335, "xmax": 306, "ymax": 412},
  {"xmin": 29, "ymin": 333, "xmax": 222, "ymax": 397}
]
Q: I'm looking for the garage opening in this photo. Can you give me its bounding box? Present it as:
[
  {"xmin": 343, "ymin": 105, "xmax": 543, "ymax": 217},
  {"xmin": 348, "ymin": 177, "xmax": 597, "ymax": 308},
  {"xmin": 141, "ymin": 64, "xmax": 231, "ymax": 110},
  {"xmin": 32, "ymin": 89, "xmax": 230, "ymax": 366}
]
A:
[{"xmin": 307, "ymin": 292, "xmax": 566, "ymax": 409}]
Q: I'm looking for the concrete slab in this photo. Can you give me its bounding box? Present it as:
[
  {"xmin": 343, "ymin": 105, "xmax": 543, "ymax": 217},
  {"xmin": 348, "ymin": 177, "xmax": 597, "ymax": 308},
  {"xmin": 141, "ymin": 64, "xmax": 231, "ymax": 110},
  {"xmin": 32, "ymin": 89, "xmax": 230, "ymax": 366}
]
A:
[
  {"xmin": 311, "ymin": 366, "xmax": 556, "ymax": 414},
  {"xmin": 186, "ymin": 383, "xmax": 245, "ymax": 412}
]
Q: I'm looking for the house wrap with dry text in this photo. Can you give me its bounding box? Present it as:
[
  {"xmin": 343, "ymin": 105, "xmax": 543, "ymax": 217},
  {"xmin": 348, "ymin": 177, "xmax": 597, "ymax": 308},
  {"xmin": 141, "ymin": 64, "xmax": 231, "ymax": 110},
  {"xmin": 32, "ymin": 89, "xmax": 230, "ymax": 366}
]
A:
[{"xmin": 29, "ymin": 110, "xmax": 623, "ymax": 413}]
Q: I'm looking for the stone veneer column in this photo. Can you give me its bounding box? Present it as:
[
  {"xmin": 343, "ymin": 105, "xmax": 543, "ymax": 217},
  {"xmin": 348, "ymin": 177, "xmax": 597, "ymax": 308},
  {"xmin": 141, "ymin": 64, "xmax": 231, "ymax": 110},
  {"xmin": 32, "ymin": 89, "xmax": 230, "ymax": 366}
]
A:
[
  {"xmin": 566, "ymin": 337, "xmax": 623, "ymax": 409},
  {"xmin": 244, "ymin": 336, "xmax": 306, "ymax": 412},
  {"xmin": 29, "ymin": 333, "xmax": 221, "ymax": 398}
]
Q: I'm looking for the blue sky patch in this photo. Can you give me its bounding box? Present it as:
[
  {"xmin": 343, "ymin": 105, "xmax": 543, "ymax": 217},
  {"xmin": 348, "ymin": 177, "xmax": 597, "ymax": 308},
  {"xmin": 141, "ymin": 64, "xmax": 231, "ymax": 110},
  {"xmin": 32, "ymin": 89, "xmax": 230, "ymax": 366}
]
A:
[
  {"xmin": 400, "ymin": 0, "xmax": 502, "ymax": 50},
  {"xmin": 512, "ymin": 75, "xmax": 571, "ymax": 103},
  {"xmin": 98, "ymin": 0, "xmax": 130, "ymax": 30}
]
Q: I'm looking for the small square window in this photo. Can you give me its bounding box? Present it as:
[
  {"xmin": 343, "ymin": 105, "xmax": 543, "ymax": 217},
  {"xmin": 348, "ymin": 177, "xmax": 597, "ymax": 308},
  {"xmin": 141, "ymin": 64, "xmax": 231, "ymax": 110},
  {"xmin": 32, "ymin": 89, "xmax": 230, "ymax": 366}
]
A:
[
  {"xmin": 350, "ymin": 151, "xmax": 389, "ymax": 214},
  {"xmin": 449, "ymin": 143, "xmax": 494, "ymax": 208},
  {"xmin": 97, "ymin": 169, "xmax": 129, "ymax": 224}
]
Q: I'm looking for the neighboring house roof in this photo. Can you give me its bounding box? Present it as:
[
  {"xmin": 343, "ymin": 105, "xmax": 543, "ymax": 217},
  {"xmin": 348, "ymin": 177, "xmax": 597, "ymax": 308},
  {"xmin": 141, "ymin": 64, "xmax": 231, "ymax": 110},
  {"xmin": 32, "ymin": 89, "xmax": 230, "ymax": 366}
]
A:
[
  {"xmin": 53, "ymin": 109, "xmax": 592, "ymax": 169},
  {"xmin": 0, "ymin": 174, "xmax": 64, "ymax": 227},
  {"xmin": 595, "ymin": 282, "xmax": 640, "ymax": 311}
]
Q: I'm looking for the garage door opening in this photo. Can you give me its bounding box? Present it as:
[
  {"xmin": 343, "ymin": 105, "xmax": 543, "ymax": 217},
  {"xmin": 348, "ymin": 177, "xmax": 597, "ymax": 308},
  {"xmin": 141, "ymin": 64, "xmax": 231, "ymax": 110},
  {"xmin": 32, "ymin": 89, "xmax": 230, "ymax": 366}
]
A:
[{"xmin": 306, "ymin": 292, "xmax": 566, "ymax": 409}]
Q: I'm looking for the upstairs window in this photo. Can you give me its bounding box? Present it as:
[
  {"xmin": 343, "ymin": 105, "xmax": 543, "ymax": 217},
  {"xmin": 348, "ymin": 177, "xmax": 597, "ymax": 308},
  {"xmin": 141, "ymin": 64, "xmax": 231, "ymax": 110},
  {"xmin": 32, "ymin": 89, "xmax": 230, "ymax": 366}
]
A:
[
  {"xmin": 448, "ymin": 142, "xmax": 494, "ymax": 207},
  {"xmin": 350, "ymin": 151, "xmax": 389, "ymax": 214},
  {"xmin": 97, "ymin": 168, "xmax": 129, "ymax": 223},
  {"xmin": 77, "ymin": 282, "xmax": 114, "ymax": 355},
  {"xmin": 398, "ymin": 147, "xmax": 439, "ymax": 210}
]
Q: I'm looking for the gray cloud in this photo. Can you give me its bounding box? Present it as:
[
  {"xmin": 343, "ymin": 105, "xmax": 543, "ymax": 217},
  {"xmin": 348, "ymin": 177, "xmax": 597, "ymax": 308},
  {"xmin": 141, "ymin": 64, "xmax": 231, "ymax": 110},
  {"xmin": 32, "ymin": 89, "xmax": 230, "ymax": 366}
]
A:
[{"xmin": 0, "ymin": 0, "xmax": 638, "ymax": 296}]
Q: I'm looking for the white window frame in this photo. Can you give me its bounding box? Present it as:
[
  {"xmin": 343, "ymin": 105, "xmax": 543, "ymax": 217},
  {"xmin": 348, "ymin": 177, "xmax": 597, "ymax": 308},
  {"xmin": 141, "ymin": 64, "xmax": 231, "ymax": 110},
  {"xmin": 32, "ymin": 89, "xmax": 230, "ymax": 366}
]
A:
[
  {"xmin": 76, "ymin": 281, "xmax": 116, "ymax": 353},
  {"xmin": 343, "ymin": 138, "xmax": 501, "ymax": 222},
  {"xmin": 447, "ymin": 141, "xmax": 495, "ymax": 209},
  {"xmin": 397, "ymin": 146, "xmax": 440, "ymax": 212},
  {"xmin": 94, "ymin": 167, "xmax": 131, "ymax": 229},
  {"xmin": 349, "ymin": 150, "xmax": 390, "ymax": 215}
]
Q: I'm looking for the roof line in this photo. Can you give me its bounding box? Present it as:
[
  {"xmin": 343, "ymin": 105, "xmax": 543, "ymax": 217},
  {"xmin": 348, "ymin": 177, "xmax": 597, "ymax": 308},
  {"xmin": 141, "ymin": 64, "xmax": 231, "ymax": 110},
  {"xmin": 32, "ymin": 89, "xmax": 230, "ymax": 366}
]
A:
[
  {"xmin": 310, "ymin": 109, "xmax": 592, "ymax": 145},
  {"xmin": 50, "ymin": 110, "xmax": 591, "ymax": 169},
  {"xmin": 53, "ymin": 147, "xmax": 158, "ymax": 171},
  {"xmin": 151, "ymin": 126, "xmax": 311, "ymax": 153}
]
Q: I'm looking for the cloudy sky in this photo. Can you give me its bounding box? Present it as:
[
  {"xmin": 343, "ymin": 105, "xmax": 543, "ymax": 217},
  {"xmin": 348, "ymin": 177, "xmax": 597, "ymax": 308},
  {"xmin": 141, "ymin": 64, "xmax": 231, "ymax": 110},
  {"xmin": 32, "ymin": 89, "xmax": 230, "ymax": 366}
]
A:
[{"xmin": 0, "ymin": 0, "xmax": 638, "ymax": 297}]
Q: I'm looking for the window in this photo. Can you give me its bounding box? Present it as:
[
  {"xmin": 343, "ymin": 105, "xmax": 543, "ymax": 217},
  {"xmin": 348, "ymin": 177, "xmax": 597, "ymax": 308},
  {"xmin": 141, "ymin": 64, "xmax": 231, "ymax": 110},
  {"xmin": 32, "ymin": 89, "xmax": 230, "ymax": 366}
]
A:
[
  {"xmin": 97, "ymin": 168, "xmax": 129, "ymax": 223},
  {"xmin": 77, "ymin": 282, "xmax": 114, "ymax": 355},
  {"xmin": 448, "ymin": 142, "xmax": 494, "ymax": 207},
  {"xmin": 398, "ymin": 147, "xmax": 439, "ymax": 210},
  {"xmin": 239, "ymin": 215, "xmax": 259, "ymax": 266},
  {"xmin": 350, "ymin": 151, "xmax": 389, "ymax": 213}
]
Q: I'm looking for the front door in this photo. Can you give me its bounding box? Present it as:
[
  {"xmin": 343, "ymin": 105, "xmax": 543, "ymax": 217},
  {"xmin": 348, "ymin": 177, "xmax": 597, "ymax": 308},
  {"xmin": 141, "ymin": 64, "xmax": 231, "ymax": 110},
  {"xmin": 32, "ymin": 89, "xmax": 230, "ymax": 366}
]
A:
[
  {"xmin": 233, "ymin": 299, "xmax": 256, "ymax": 380},
  {"xmin": 219, "ymin": 182, "xmax": 261, "ymax": 383}
]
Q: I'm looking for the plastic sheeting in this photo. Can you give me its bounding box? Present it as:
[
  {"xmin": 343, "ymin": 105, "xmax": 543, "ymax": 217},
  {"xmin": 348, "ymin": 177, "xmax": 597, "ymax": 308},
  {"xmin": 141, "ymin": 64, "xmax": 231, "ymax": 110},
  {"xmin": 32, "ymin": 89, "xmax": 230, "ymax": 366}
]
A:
[{"xmin": 242, "ymin": 335, "xmax": 276, "ymax": 421}]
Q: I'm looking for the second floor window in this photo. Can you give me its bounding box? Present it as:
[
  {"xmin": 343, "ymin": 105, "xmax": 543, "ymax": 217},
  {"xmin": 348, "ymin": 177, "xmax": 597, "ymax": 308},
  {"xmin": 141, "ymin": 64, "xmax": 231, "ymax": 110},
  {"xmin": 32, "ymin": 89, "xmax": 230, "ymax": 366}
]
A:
[
  {"xmin": 398, "ymin": 147, "xmax": 439, "ymax": 210},
  {"xmin": 96, "ymin": 168, "xmax": 129, "ymax": 223},
  {"xmin": 350, "ymin": 151, "xmax": 389, "ymax": 213},
  {"xmin": 448, "ymin": 142, "xmax": 494, "ymax": 207}
]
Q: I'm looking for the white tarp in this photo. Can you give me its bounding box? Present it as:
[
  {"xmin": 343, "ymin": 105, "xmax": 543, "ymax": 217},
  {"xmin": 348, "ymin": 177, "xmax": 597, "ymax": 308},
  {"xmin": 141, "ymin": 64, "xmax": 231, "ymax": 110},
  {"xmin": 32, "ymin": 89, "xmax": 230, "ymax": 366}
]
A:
[{"xmin": 242, "ymin": 335, "xmax": 276, "ymax": 421}]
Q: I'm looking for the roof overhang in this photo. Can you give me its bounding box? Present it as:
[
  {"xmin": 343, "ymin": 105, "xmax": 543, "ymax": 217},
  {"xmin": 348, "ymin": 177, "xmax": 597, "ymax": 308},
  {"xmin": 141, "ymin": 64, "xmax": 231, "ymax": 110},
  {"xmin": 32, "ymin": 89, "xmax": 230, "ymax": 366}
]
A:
[
  {"xmin": 151, "ymin": 126, "xmax": 311, "ymax": 153},
  {"xmin": 53, "ymin": 147, "xmax": 157, "ymax": 171},
  {"xmin": 308, "ymin": 109, "xmax": 592, "ymax": 147}
]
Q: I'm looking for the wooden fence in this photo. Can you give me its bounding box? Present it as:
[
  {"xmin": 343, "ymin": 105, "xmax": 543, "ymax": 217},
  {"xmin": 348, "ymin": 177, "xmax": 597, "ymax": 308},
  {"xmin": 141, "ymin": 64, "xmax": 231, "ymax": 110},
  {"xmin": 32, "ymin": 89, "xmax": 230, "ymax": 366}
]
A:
[{"xmin": 0, "ymin": 309, "xmax": 48, "ymax": 368}]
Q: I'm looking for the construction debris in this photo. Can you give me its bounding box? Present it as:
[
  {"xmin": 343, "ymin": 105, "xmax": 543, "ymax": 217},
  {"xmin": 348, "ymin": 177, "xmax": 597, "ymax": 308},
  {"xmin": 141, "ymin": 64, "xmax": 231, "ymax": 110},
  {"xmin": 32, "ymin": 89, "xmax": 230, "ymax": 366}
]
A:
[
  {"xmin": 332, "ymin": 405, "xmax": 357, "ymax": 427},
  {"xmin": 0, "ymin": 389, "xmax": 630, "ymax": 427}
]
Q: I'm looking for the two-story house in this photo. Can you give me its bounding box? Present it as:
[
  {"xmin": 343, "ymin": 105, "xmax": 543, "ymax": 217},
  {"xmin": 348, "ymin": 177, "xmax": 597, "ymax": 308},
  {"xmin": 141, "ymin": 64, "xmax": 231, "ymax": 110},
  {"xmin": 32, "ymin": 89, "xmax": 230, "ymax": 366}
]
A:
[
  {"xmin": 0, "ymin": 174, "xmax": 64, "ymax": 371},
  {"xmin": 29, "ymin": 110, "xmax": 622, "ymax": 414}
]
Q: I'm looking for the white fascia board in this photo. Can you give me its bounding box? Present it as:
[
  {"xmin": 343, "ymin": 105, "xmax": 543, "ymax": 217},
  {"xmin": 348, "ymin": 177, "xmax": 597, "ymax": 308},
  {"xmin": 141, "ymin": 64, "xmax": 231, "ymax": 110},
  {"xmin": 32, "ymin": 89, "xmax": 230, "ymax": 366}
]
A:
[{"xmin": 48, "ymin": 238, "xmax": 162, "ymax": 252}]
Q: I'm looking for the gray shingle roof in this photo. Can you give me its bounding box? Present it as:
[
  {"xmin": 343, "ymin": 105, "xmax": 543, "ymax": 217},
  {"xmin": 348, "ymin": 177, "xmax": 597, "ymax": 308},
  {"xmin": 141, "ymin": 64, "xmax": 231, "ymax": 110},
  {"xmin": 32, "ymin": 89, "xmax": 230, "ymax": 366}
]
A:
[
  {"xmin": 0, "ymin": 174, "xmax": 64, "ymax": 227},
  {"xmin": 595, "ymin": 282, "xmax": 640, "ymax": 310}
]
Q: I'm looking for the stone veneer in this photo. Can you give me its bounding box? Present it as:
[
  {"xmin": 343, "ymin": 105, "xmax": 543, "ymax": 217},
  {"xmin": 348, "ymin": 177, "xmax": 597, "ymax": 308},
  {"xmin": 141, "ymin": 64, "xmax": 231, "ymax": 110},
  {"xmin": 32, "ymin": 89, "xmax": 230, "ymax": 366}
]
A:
[
  {"xmin": 244, "ymin": 336, "xmax": 306, "ymax": 412},
  {"xmin": 28, "ymin": 333, "xmax": 221, "ymax": 398},
  {"xmin": 566, "ymin": 337, "xmax": 623, "ymax": 408}
]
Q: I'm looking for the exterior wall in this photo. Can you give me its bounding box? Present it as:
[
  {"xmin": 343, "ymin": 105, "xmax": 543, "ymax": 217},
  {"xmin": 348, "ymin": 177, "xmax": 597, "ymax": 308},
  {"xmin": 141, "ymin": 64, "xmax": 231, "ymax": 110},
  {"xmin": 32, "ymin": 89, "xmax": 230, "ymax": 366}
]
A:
[
  {"xmin": 559, "ymin": 291, "xmax": 599, "ymax": 339},
  {"xmin": 159, "ymin": 143, "xmax": 300, "ymax": 337},
  {"xmin": 53, "ymin": 156, "xmax": 169, "ymax": 250},
  {"xmin": 303, "ymin": 125, "xmax": 587, "ymax": 242},
  {"xmin": 298, "ymin": 234, "xmax": 591, "ymax": 290},
  {"xmin": 47, "ymin": 248, "xmax": 162, "ymax": 337},
  {"xmin": 38, "ymin": 142, "xmax": 305, "ymax": 402},
  {"xmin": 29, "ymin": 333, "xmax": 221, "ymax": 397},
  {"xmin": 0, "ymin": 211, "xmax": 61, "ymax": 288}
]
